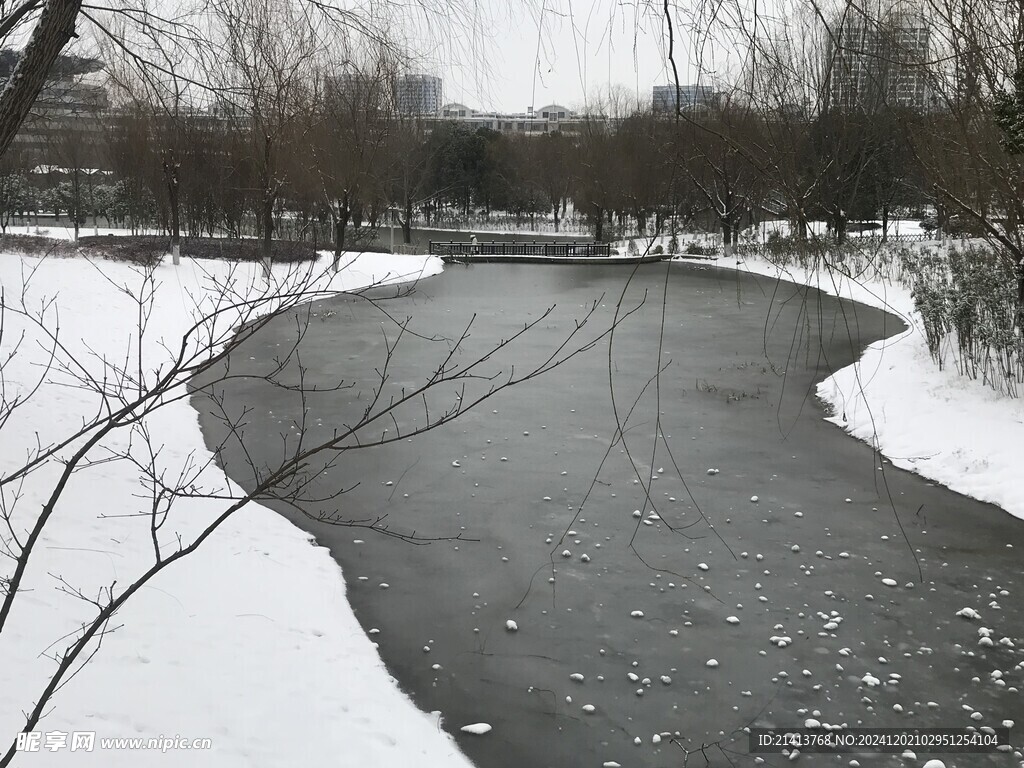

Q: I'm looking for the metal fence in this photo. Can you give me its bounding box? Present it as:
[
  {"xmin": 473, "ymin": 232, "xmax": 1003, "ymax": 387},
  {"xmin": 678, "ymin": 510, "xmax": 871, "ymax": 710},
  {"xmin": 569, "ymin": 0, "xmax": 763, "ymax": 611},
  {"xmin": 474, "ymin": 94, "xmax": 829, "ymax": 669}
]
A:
[
  {"xmin": 849, "ymin": 231, "xmax": 934, "ymax": 243},
  {"xmin": 428, "ymin": 241, "xmax": 611, "ymax": 258}
]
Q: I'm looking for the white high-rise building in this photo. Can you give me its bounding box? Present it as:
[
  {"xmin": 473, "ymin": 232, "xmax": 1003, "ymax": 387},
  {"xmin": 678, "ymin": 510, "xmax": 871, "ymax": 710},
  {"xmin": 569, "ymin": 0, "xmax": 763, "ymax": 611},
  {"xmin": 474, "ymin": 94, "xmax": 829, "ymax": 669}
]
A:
[
  {"xmin": 396, "ymin": 74, "xmax": 442, "ymax": 116},
  {"xmin": 828, "ymin": 7, "xmax": 931, "ymax": 111}
]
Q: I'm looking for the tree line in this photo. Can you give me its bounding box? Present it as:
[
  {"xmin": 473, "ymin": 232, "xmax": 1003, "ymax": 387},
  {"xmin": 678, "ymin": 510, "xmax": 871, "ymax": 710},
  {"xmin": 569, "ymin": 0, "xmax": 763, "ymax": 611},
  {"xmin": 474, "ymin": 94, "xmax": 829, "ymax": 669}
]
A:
[
  {"xmin": 3, "ymin": 0, "xmax": 1024, "ymax": 276},
  {"xmin": 0, "ymin": 93, "xmax": 936, "ymax": 251}
]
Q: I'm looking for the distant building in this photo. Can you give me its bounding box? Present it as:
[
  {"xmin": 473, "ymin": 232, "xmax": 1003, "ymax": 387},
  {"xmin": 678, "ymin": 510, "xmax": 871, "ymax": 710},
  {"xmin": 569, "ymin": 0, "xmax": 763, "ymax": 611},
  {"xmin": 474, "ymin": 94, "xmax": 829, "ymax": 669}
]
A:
[
  {"xmin": 440, "ymin": 102, "xmax": 471, "ymax": 120},
  {"xmin": 2, "ymin": 49, "xmax": 108, "ymax": 162},
  {"xmin": 32, "ymin": 81, "xmax": 108, "ymax": 115},
  {"xmin": 652, "ymin": 83, "xmax": 717, "ymax": 114},
  {"xmin": 0, "ymin": 48, "xmax": 108, "ymax": 118},
  {"xmin": 209, "ymin": 96, "xmax": 241, "ymax": 119},
  {"xmin": 396, "ymin": 74, "xmax": 442, "ymax": 116},
  {"xmin": 434, "ymin": 103, "xmax": 581, "ymax": 134},
  {"xmin": 828, "ymin": 7, "xmax": 931, "ymax": 111}
]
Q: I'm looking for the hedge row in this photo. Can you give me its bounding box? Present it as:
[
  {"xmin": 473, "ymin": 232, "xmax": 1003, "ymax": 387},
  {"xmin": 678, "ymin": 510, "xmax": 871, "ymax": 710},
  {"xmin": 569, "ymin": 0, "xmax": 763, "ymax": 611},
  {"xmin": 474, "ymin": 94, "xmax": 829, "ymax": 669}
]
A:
[{"xmin": 0, "ymin": 234, "xmax": 372, "ymax": 264}]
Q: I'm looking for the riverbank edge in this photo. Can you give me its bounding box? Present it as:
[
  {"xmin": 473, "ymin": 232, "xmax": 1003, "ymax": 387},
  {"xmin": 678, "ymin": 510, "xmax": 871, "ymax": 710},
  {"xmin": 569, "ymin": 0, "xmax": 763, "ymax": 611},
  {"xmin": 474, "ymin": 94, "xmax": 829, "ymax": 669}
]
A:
[{"xmin": 699, "ymin": 252, "xmax": 1024, "ymax": 521}]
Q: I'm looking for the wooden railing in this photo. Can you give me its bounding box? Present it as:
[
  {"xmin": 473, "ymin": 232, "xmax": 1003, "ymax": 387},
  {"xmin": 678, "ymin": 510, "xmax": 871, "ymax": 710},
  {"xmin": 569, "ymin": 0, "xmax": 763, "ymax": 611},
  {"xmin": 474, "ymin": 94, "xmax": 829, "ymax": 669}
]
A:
[{"xmin": 429, "ymin": 241, "xmax": 611, "ymax": 258}]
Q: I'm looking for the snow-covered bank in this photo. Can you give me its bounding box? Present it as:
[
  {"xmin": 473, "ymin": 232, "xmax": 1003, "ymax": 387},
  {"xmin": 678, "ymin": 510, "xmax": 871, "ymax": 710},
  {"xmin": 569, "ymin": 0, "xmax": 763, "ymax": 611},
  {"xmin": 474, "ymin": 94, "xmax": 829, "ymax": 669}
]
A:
[
  {"xmin": 0, "ymin": 251, "xmax": 475, "ymax": 767},
  {"xmin": 705, "ymin": 251, "xmax": 1024, "ymax": 520},
  {"xmin": 8, "ymin": 224, "xmax": 166, "ymax": 240},
  {"xmin": 751, "ymin": 217, "xmax": 928, "ymax": 241}
]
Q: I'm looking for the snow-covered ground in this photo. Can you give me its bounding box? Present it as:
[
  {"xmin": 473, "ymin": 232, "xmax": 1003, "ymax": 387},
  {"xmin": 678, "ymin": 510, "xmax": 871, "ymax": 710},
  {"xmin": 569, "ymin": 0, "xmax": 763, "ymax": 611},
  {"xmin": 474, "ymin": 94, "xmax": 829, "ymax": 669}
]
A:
[
  {"xmin": 750, "ymin": 218, "xmax": 929, "ymax": 241},
  {"xmin": 5, "ymin": 234, "xmax": 1019, "ymax": 767},
  {"xmin": 708, "ymin": 250, "xmax": 1024, "ymax": 521},
  {"xmin": 0, "ymin": 251, "xmax": 475, "ymax": 766}
]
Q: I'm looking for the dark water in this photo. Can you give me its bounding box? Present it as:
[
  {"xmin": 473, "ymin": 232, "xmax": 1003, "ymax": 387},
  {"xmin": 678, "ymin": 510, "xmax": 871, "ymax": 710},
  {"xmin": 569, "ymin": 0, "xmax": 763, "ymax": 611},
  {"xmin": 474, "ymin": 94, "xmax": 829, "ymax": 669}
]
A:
[{"xmin": 193, "ymin": 263, "xmax": 1024, "ymax": 768}]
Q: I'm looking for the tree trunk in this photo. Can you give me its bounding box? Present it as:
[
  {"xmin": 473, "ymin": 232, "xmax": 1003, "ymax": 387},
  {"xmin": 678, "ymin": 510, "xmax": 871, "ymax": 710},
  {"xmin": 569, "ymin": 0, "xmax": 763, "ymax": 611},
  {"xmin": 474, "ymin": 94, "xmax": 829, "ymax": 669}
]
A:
[
  {"xmin": 593, "ymin": 204, "xmax": 604, "ymax": 242},
  {"xmin": 71, "ymin": 169, "xmax": 81, "ymax": 243},
  {"xmin": 334, "ymin": 215, "xmax": 348, "ymax": 260},
  {"xmin": 1017, "ymin": 258, "xmax": 1024, "ymax": 331},
  {"xmin": 552, "ymin": 203, "xmax": 560, "ymax": 232},
  {"xmin": 261, "ymin": 195, "xmax": 274, "ymax": 275},
  {"xmin": 0, "ymin": 0, "xmax": 84, "ymax": 161},
  {"xmin": 403, "ymin": 197, "xmax": 413, "ymax": 244},
  {"xmin": 335, "ymin": 195, "xmax": 350, "ymax": 257},
  {"xmin": 163, "ymin": 153, "xmax": 181, "ymax": 264},
  {"xmin": 260, "ymin": 133, "xmax": 275, "ymax": 275},
  {"xmin": 881, "ymin": 203, "xmax": 889, "ymax": 243},
  {"xmin": 333, "ymin": 219, "xmax": 344, "ymax": 272}
]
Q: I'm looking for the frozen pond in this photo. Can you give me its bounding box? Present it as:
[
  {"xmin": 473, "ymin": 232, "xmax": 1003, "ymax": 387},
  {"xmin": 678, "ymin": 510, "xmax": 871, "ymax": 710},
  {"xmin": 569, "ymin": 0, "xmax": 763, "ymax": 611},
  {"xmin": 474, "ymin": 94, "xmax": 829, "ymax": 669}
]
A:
[{"xmin": 194, "ymin": 262, "xmax": 1024, "ymax": 767}]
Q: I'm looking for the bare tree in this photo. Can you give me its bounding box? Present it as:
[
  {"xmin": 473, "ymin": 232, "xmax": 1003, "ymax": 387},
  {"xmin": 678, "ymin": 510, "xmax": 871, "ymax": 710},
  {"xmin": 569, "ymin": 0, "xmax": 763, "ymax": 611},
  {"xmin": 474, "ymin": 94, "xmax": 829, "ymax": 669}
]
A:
[
  {"xmin": 384, "ymin": 114, "xmax": 432, "ymax": 245},
  {"xmin": 310, "ymin": 51, "xmax": 396, "ymax": 267},
  {"xmin": 528, "ymin": 130, "xmax": 572, "ymax": 232},
  {"xmin": 43, "ymin": 112, "xmax": 103, "ymax": 241},
  {"xmin": 573, "ymin": 114, "xmax": 617, "ymax": 242},
  {"xmin": 913, "ymin": 0, "xmax": 1024, "ymax": 316},
  {"xmin": 681, "ymin": 98, "xmax": 765, "ymax": 256},
  {"xmin": 208, "ymin": 0, "xmax": 319, "ymax": 272},
  {"xmin": 615, "ymin": 109, "xmax": 674, "ymax": 236},
  {"xmin": 0, "ymin": 141, "xmax": 30, "ymax": 233}
]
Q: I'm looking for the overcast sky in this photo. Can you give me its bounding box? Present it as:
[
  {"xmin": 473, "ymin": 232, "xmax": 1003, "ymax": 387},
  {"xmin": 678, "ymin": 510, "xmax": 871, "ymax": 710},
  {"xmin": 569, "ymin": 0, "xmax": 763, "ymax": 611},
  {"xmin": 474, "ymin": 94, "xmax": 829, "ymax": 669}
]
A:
[
  {"xmin": 410, "ymin": 0, "xmax": 708, "ymax": 114},
  {"xmin": 67, "ymin": 0, "xmax": 729, "ymax": 113}
]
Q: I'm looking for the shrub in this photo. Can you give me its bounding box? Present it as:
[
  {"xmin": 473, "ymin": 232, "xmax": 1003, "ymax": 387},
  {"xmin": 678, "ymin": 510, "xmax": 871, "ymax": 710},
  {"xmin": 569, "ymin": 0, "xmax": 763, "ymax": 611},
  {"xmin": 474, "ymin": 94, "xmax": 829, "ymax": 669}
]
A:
[
  {"xmin": 0, "ymin": 234, "xmax": 77, "ymax": 257},
  {"xmin": 0, "ymin": 234, "xmax": 325, "ymax": 265},
  {"xmin": 944, "ymin": 216, "xmax": 988, "ymax": 238},
  {"xmin": 765, "ymin": 231, "xmax": 794, "ymax": 258},
  {"xmin": 76, "ymin": 236, "xmax": 320, "ymax": 264},
  {"xmin": 909, "ymin": 244, "xmax": 1022, "ymax": 395},
  {"xmin": 684, "ymin": 241, "xmax": 718, "ymax": 257}
]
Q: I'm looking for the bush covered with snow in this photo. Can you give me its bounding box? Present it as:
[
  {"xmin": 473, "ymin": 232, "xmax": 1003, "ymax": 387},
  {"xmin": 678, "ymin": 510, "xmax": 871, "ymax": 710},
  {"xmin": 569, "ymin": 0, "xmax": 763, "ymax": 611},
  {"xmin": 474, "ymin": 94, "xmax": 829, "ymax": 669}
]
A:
[
  {"xmin": 910, "ymin": 245, "xmax": 1023, "ymax": 396},
  {"xmin": 76, "ymin": 235, "xmax": 323, "ymax": 264}
]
